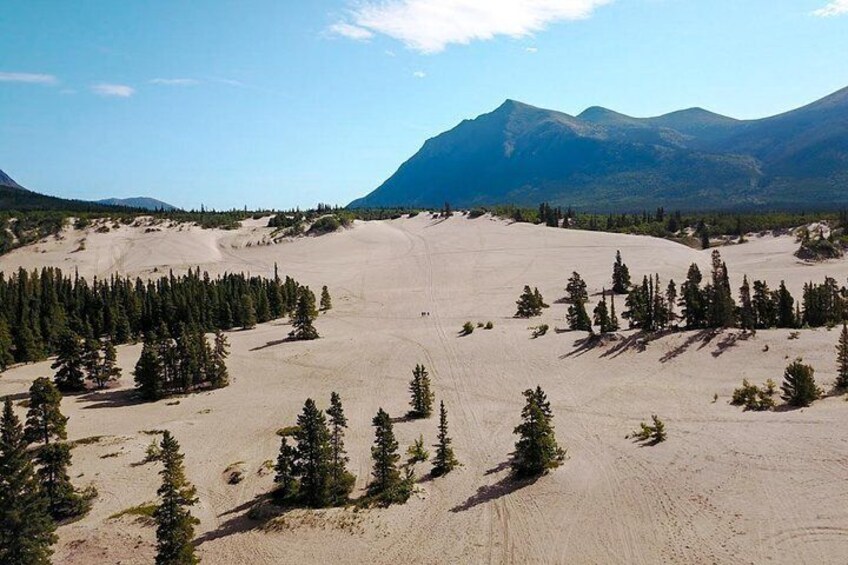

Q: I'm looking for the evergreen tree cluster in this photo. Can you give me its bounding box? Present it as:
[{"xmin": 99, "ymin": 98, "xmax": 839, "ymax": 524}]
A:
[
  {"xmin": 512, "ymin": 386, "xmax": 566, "ymax": 478},
  {"xmin": 515, "ymin": 285, "xmax": 547, "ymax": 318},
  {"xmin": 611, "ymin": 250, "xmax": 631, "ymax": 294},
  {"xmin": 623, "ymin": 275, "xmax": 672, "ymax": 332},
  {"xmin": 0, "ymin": 265, "xmax": 308, "ymax": 369},
  {"xmin": 274, "ymin": 395, "xmax": 356, "ymax": 508},
  {"xmin": 566, "ymin": 272, "xmax": 592, "ymax": 331},
  {"xmin": 408, "ymin": 364, "xmax": 434, "ymax": 418},
  {"xmin": 134, "ymin": 327, "xmax": 230, "ymax": 401}
]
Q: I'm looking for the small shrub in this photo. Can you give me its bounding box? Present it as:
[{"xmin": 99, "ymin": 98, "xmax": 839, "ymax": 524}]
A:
[
  {"xmin": 109, "ymin": 502, "xmax": 157, "ymax": 525},
  {"xmin": 628, "ymin": 415, "xmax": 666, "ymax": 445},
  {"xmin": 485, "ymin": 321, "xmax": 494, "ymax": 330},
  {"xmin": 532, "ymin": 324, "xmax": 549, "ymax": 338},
  {"xmin": 406, "ymin": 435, "xmax": 429, "ymax": 464},
  {"xmin": 143, "ymin": 438, "xmax": 161, "ymax": 463},
  {"xmin": 276, "ymin": 425, "xmax": 300, "ymax": 437},
  {"xmin": 477, "ymin": 322, "xmax": 484, "ymax": 328},
  {"xmin": 461, "ymin": 322, "xmax": 474, "ymax": 336},
  {"xmin": 731, "ymin": 379, "xmax": 776, "ymax": 411}
]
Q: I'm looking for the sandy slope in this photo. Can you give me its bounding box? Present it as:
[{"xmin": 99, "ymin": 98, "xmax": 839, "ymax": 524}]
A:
[{"xmin": 1, "ymin": 214, "xmax": 848, "ymax": 564}]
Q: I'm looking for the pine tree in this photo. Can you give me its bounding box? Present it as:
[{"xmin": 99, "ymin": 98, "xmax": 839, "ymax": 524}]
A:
[
  {"xmin": 566, "ymin": 272, "xmax": 589, "ymax": 304},
  {"xmin": 135, "ymin": 338, "xmax": 164, "ymax": 401},
  {"xmin": 35, "ymin": 442, "xmax": 88, "ymax": 520},
  {"xmin": 0, "ymin": 318, "xmax": 14, "ymax": 371},
  {"xmin": 0, "ymin": 397, "xmax": 56, "ymax": 564},
  {"xmin": 752, "ymin": 280, "xmax": 777, "ymax": 329},
  {"xmin": 52, "ymin": 330, "xmax": 86, "ymax": 392},
  {"xmin": 82, "ymin": 338, "xmax": 102, "ymax": 389},
  {"xmin": 408, "ymin": 364, "xmax": 435, "ymax": 418},
  {"xmin": 680, "ymin": 264, "xmax": 706, "ymax": 329},
  {"xmin": 326, "ymin": 392, "xmax": 355, "ymax": 505},
  {"xmin": 293, "ymin": 399, "xmax": 332, "ymax": 507},
  {"xmin": 368, "ymin": 408, "xmax": 405, "ymax": 502},
  {"xmin": 320, "ymin": 286, "xmax": 332, "ymax": 311},
  {"xmin": 289, "ymin": 287, "xmax": 319, "ymax": 341},
  {"xmin": 432, "ymin": 401, "xmax": 458, "ymax": 477},
  {"xmin": 511, "ymin": 387, "xmax": 565, "ymax": 478},
  {"xmin": 593, "ymin": 293, "xmax": 610, "ymax": 333},
  {"xmin": 665, "ymin": 280, "xmax": 677, "ymax": 324},
  {"xmin": 837, "ymin": 324, "xmax": 848, "ymax": 390},
  {"xmin": 154, "ymin": 431, "xmax": 199, "ymax": 565},
  {"xmin": 208, "ymin": 330, "xmax": 229, "ymax": 389},
  {"xmin": 738, "ymin": 276, "xmax": 755, "ymax": 330},
  {"xmin": 776, "ymin": 281, "xmax": 796, "ymax": 328},
  {"xmin": 780, "ymin": 359, "xmax": 821, "ymax": 407},
  {"xmin": 241, "ymin": 293, "xmax": 257, "ymax": 330},
  {"xmin": 609, "ymin": 292, "xmax": 620, "ymax": 331},
  {"xmin": 274, "ymin": 437, "xmax": 299, "ymax": 502},
  {"xmin": 611, "ymin": 250, "xmax": 631, "ymax": 294},
  {"xmin": 98, "ymin": 340, "xmax": 122, "ymax": 389},
  {"xmin": 24, "ymin": 378, "xmax": 67, "ymax": 446},
  {"xmin": 515, "ymin": 285, "xmax": 542, "ymax": 318}
]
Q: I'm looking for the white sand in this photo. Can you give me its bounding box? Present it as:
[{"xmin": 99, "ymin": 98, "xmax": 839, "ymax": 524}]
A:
[{"xmin": 1, "ymin": 214, "xmax": 847, "ymax": 564}]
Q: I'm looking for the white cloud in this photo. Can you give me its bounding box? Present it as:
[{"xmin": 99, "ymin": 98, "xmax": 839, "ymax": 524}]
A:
[
  {"xmin": 150, "ymin": 78, "xmax": 199, "ymax": 86},
  {"xmin": 525, "ymin": 46, "xmax": 539, "ymax": 53},
  {"xmin": 813, "ymin": 0, "xmax": 848, "ymax": 16},
  {"xmin": 329, "ymin": 22, "xmax": 374, "ymax": 40},
  {"xmin": 330, "ymin": 0, "xmax": 611, "ymax": 54},
  {"xmin": 0, "ymin": 72, "xmax": 58, "ymax": 84},
  {"xmin": 413, "ymin": 70, "xmax": 426, "ymax": 78},
  {"xmin": 91, "ymin": 83, "xmax": 135, "ymax": 97}
]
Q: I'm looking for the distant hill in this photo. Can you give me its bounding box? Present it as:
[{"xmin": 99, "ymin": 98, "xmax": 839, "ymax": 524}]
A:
[
  {"xmin": 350, "ymin": 86, "xmax": 848, "ymax": 211},
  {"xmin": 0, "ymin": 169, "xmax": 115, "ymax": 212},
  {"xmin": 97, "ymin": 197, "xmax": 177, "ymax": 211}
]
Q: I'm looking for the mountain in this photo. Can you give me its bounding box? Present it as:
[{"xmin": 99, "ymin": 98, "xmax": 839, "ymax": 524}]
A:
[
  {"xmin": 0, "ymin": 169, "xmax": 118, "ymax": 212},
  {"xmin": 350, "ymin": 87, "xmax": 848, "ymax": 211},
  {"xmin": 97, "ymin": 197, "xmax": 177, "ymax": 211}
]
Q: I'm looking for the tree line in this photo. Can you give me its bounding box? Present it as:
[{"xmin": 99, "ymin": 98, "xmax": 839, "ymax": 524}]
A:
[
  {"xmin": 515, "ymin": 249, "xmax": 848, "ymax": 333},
  {"xmin": 0, "ymin": 265, "xmax": 309, "ymax": 370}
]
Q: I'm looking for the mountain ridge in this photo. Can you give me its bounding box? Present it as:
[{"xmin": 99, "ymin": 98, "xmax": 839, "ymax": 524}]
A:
[{"xmin": 350, "ymin": 86, "xmax": 848, "ymax": 211}]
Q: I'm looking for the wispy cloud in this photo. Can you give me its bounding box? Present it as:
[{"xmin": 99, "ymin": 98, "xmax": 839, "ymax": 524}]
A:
[
  {"xmin": 0, "ymin": 72, "xmax": 58, "ymax": 85},
  {"xmin": 150, "ymin": 78, "xmax": 199, "ymax": 86},
  {"xmin": 525, "ymin": 46, "xmax": 539, "ymax": 53},
  {"xmin": 329, "ymin": 0, "xmax": 611, "ymax": 54},
  {"xmin": 329, "ymin": 22, "xmax": 374, "ymax": 41},
  {"xmin": 91, "ymin": 83, "xmax": 135, "ymax": 97},
  {"xmin": 813, "ymin": 0, "xmax": 848, "ymax": 16},
  {"xmin": 412, "ymin": 70, "xmax": 426, "ymax": 78}
]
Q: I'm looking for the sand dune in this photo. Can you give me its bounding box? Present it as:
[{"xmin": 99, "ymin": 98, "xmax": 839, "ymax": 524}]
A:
[{"xmin": 1, "ymin": 214, "xmax": 847, "ymax": 564}]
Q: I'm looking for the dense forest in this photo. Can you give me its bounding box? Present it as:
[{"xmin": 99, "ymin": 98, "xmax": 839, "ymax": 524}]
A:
[{"xmin": 0, "ymin": 266, "xmax": 305, "ymax": 370}]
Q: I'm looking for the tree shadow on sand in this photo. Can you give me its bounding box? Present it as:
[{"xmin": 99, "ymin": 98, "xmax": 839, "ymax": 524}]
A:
[
  {"xmin": 450, "ymin": 460, "xmax": 539, "ymax": 513},
  {"xmin": 250, "ymin": 337, "xmax": 304, "ymax": 351},
  {"xmin": 195, "ymin": 493, "xmax": 280, "ymax": 546},
  {"xmin": 79, "ymin": 388, "xmax": 147, "ymax": 410}
]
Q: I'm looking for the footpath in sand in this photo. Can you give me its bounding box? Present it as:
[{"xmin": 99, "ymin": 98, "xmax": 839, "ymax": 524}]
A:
[{"xmin": 1, "ymin": 214, "xmax": 848, "ymax": 564}]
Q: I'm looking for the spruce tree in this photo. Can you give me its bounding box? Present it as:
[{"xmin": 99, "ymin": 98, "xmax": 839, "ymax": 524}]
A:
[
  {"xmin": 135, "ymin": 338, "xmax": 164, "ymax": 401},
  {"xmin": 609, "ymin": 292, "xmax": 620, "ymax": 331},
  {"xmin": 0, "ymin": 397, "xmax": 56, "ymax": 565},
  {"xmin": 289, "ymin": 287, "xmax": 319, "ymax": 341},
  {"xmin": 511, "ymin": 387, "xmax": 565, "ymax": 478},
  {"xmin": 326, "ymin": 392, "xmax": 355, "ymax": 505},
  {"xmin": 565, "ymin": 272, "xmax": 589, "ymax": 304},
  {"xmin": 752, "ymin": 280, "xmax": 777, "ymax": 329},
  {"xmin": 99, "ymin": 340, "xmax": 122, "ymax": 388},
  {"xmin": 611, "ymin": 250, "xmax": 631, "ymax": 294},
  {"xmin": 780, "ymin": 359, "xmax": 821, "ymax": 407},
  {"xmin": 368, "ymin": 408, "xmax": 405, "ymax": 502},
  {"xmin": 24, "ymin": 378, "xmax": 67, "ymax": 446},
  {"xmin": 738, "ymin": 276, "xmax": 755, "ymax": 330},
  {"xmin": 680, "ymin": 264, "xmax": 706, "ymax": 329},
  {"xmin": 837, "ymin": 323, "xmax": 848, "ymax": 390},
  {"xmin": 274, "ymin": 437, "xmax": 299, "ymax": 502},
  {"xmin": 293, "ymin": 399, "xmax": 332, "ymax": 507},
  {"xmin": 515, "ymin": 285, "xmax": 542, "ymax": 318},
  {"xmin": 776, "ymin": 281, "xmax": 796, "ymax": 328},
  {"xmin": 320, "ymin": 286, "xmax": 332, "ymax": 311},
  {"xmin": 0, "ymin": 318, "xmax": 14, "ymax": 371},
  {"xmin": 52, "ymin": 330, "xmax": 86, "ymax": 392},
  {"xmin": 82, "ymin": 338, "xmax": 102, "ymax": 388},
  {"xmin": 240, "ymin": 293, "xmax": 257, "ymax": 330},
  {"xmin": 408, "ymin": 364, "xmax": 435, "ymax": 418},
  {"xmin": 567, "ymin": 300, "xmax": 592, "ymax": 332},
  {"xmin": 154, "ymin": 431, "xmax": 199, "ymax": 565},
  {"xmin": 36, "ymin": 442, "xmax": 88, "ymax": 520},
  {"xmin": 208, "ymin": 330, "xmax": 230, "ymax": 389},
  {"xmin": 432, "ymin": 401, "xmax": 458, "ymax": 477},
  {"xmin": 665, "ymin": 280, "xmax": 677, "ymax": 324}
]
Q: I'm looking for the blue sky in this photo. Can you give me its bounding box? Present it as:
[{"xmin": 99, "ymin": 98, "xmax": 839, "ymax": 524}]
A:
[{"xmin": 1, "ymin": 0, "xmax": 846, "ymax": 210}]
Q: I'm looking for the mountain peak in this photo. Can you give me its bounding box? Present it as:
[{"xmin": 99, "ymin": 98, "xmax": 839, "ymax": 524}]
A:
[{"xmin": 0, "ymin": 169, "xmax": 25, "ymax": 191}]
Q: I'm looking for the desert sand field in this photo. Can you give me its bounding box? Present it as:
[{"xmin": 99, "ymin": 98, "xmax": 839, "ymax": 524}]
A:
[{"xmin": 2, "ymin": 214, "xmax": 848, "ymax": 564}]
